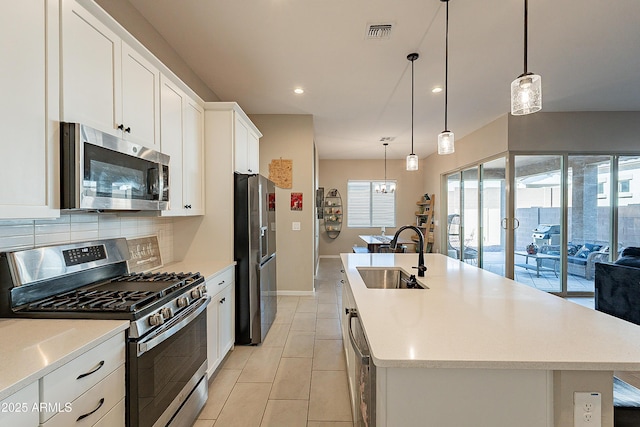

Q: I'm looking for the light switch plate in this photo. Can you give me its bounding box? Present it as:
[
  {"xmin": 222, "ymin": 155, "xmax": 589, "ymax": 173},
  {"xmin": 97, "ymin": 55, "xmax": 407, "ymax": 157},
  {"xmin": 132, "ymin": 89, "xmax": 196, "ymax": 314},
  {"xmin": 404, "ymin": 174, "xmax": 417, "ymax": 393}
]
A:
[
  {"xmin": 574, "ymin": 392, "xmax": 601, "ymax": 427},
  {"xmin": 292, "ymin": 222, "xmax": 301, "ymax": 231}
]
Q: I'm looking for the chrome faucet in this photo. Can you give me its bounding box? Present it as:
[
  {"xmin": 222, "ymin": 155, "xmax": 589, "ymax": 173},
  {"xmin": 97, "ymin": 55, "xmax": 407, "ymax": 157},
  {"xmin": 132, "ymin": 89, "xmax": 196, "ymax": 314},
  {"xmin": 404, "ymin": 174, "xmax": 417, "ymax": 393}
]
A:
[{"xmin": 390, "ymin": 225, "xmax": 426, "ymax": 277}]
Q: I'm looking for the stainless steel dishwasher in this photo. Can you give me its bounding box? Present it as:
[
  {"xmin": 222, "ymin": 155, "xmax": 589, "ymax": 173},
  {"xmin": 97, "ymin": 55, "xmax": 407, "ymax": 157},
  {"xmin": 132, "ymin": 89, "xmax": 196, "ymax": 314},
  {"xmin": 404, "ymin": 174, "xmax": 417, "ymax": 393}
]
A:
[{"xmin": 347, "ymin": 309, "xmax": 376, "ymax": 427}]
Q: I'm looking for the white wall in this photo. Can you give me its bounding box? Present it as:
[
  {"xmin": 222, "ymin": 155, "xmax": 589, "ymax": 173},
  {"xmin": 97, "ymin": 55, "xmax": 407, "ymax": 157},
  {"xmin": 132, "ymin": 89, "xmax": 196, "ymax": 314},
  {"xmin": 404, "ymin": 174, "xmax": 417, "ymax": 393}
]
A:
[
  {"xmin": 251, "ymin": 114, "xmax": 316, "ymax": 294},
  {"xmin": 318, "ymin": 159, "xmax": 427, "ymax": 256}
]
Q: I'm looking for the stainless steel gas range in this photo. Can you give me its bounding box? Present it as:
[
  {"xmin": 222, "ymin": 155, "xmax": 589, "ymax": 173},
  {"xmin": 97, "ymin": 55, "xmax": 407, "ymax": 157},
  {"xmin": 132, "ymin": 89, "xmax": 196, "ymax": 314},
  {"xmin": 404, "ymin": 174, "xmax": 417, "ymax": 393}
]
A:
[{"xmin": 0, "ymin": 238, "xmax": 210, "ymax": 427}]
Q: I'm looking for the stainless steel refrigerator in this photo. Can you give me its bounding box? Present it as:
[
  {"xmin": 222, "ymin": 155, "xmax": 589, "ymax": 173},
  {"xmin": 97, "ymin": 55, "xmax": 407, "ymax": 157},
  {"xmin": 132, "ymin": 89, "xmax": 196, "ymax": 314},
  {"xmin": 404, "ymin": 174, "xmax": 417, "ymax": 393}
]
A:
[{"xmin": 234, "ymin": 173, "xmax": 277, "ymax": 345}]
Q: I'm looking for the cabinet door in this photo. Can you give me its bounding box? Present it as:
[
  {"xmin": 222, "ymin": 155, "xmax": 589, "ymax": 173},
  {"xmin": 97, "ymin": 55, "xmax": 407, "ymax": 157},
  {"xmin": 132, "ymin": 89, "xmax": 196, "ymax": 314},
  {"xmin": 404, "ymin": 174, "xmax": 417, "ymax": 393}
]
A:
[
  {"xmin": 121, "ymin": 43, "xmax": 160, "ymax": 149},
  {"xmin": 234, "ymin": 115, "xmax": 250, "ymax": 173},
  {"xmin": 206, "ymin": 288, "xmax": 221, "ymax": 379},
  {"xmin": 218, "ymin": 283, "xmax": 234, "ymax": 357},
  {"xmin": 0, "ymin": 0, "xmax": 58, "ymax": 219},
  {"xmin": 61, "ymin": 1, "xmax": 121, "ymax": 136},
  {"xmin": 247, "ymin": 130, "xmax": 260, "ymax": 174},
  {"xmin": 183, "ymin": 99, "xmax": 205, "ymax": 214},
  {"xmin": 0, "ymin": 382, "xmax": 38, "ymax": 427},
  {"xmin": 160, "ymin": 76, "xmax": 185, "ymax": 216}
]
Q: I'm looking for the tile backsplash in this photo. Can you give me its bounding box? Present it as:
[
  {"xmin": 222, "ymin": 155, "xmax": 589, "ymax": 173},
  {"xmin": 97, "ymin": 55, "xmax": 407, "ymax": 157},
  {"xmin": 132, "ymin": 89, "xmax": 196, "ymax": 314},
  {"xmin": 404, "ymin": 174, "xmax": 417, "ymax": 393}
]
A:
[{"xmin": 0, "ymin": 213, "xmax": 174, "ymax": 263}]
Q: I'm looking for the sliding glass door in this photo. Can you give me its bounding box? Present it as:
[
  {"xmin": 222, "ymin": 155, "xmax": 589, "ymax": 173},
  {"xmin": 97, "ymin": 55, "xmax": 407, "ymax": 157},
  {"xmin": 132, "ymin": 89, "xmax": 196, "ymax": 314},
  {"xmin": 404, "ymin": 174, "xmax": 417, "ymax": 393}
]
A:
[
  {"xmin": 567, "ymin": 156, "xmax": 612, "ymax": 293},
  {"xmin": 513, "ymin": 155, "xmax": 562, "ymax": 292},
  {"xmin": 617, "ymin": 156, "xmax": 640, "ymax": 250},
  {"xmin": 481, "ymin": 158, "xmax": 506, "ymax": 276},
  {"xmin": 444, "ymin": 153, "xmax": 637, "ymax": 296}
]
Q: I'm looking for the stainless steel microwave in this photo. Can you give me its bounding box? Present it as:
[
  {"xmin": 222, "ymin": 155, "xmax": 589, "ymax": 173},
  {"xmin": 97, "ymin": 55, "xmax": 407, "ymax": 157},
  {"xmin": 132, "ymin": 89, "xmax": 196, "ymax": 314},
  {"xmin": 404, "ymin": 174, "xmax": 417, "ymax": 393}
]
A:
[{"xmin": 60, "ymin": 122, "xmax": 170, "ymax": 211}]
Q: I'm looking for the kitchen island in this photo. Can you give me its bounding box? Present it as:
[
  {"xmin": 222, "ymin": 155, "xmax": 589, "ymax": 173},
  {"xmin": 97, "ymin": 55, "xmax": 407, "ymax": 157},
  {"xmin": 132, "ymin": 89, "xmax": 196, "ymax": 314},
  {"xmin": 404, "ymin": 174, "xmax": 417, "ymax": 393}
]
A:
[{"xmin": 341, "ymin": 252, "xmax": 640, "ymax": 427}]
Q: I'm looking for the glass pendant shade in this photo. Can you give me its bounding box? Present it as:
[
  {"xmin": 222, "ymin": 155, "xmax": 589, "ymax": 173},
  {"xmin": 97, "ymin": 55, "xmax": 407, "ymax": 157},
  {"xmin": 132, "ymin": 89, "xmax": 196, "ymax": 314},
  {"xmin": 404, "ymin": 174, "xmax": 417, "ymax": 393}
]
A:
[
  {"xmin": 437, "ymin": 130, "xmax": 455, "ymax": 155},
  {"xmin": 406, "ymin": 154, "xmax": 419, "ymax": 171},
  {"xmin": 511, "ymin": 73, "xmax": 542, "ymax": 115}
]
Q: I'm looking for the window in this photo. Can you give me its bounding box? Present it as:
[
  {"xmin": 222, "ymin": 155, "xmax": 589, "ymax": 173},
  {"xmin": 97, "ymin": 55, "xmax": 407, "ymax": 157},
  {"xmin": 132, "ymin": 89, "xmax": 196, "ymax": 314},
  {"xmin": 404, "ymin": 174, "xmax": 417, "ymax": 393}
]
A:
[
  {"xmin": 619, "ymin": 179, "xmax": 631, "ymax": 194},
  {"xmin": 347, "ymin": 180, "xmax": 396, "ymax": 227}
]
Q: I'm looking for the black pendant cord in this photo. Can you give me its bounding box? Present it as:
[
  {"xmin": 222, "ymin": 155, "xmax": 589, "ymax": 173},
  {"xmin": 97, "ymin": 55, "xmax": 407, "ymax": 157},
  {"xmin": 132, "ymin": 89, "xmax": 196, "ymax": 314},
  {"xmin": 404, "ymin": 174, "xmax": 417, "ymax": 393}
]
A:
[
  {"xmin": 410, "ymin": 57, "xmax": 415, "ymax": 155},
  {"xmin": 523, "ymin": 0, "xmax": 528, "ymax": 75},
  {"xmin": 384, "ymin": 143, "xmax": 388, "ymax": 184},
  {"xmin": 444, "ymin": 0, "xmax": 449, "ymax": 132},
  {"xmin": 407, "ymin": 53, "xmax": 419, "ymax": 156}
]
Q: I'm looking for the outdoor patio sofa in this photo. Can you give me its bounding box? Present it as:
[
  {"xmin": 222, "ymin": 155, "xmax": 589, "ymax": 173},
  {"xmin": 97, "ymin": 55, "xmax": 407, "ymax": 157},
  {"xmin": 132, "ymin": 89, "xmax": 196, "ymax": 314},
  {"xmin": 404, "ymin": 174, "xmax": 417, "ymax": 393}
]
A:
[{"xmin": 539, "ymin": 242, "xmax": 610, "ymax": 280}]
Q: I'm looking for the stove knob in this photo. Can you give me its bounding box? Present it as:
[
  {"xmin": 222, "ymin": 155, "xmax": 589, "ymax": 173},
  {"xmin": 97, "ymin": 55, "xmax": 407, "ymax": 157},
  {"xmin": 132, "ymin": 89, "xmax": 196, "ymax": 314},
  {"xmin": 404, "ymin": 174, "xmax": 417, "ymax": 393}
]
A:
[
  {"xmin": 161, "ymin": 307, "xmax": 173, "ymax": 320},
  {"xmin": 199, "ymin": 285, "xmax": 207, "ymax": 295},
  {"xmin": 148, "ymin": 313, "xmax": 164, "ymax": 326},
  {"xmin": 177, "ymin": 297, "xmax": 188, "ymax": 308},
  {"xmin": 190, "ymin": 288, "xmax": 202, "ymax": 299}
]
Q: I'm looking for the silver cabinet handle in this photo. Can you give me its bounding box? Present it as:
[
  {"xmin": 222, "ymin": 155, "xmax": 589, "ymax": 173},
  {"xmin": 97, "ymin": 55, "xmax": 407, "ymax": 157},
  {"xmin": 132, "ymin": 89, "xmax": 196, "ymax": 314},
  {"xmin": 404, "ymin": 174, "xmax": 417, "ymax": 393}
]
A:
[{"xmin": 347, "ymin": 309, "xmax": 370, "ymax": 365}]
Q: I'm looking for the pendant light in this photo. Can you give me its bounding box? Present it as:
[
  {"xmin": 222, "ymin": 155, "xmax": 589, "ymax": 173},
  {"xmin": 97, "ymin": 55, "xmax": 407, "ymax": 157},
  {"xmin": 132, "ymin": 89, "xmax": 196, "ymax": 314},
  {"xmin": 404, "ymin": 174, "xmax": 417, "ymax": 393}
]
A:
[
  {"xmin": 406, "ymin": 53, "xmax": 419, "ymax": 171},
  {"xmin": 437, "ymin": 0, "xmax": 455, "ymax": 155},
  {"xmin": 510, "ymin": 0, "xmax": 542, "ymax": 115},
  {"xmin": 376, "ymin": 142, "xmax": 396, "ymax": 193}
]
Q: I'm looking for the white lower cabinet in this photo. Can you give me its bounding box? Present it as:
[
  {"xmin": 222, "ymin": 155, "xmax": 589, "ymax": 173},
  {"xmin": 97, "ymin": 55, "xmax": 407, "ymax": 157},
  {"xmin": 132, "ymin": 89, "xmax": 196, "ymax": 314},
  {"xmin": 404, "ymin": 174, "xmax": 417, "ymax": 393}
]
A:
[
  {"xmin": 340, "ymin": 271, "xmax": 358, "ymax": 423},
  {"xmin": 41, "ymin": 331, "xmax": 126, "ymax": 427},
  {"xmin": 42, "ymin": 364, "xmax": 125, "ymax": 427},
  {"xmin": 0, "ymin": 382, "xmax": 39, "ymax": 427},
  {"xmin": 206, "ymin": 266, "xmax": 235, "ymax": 378}
]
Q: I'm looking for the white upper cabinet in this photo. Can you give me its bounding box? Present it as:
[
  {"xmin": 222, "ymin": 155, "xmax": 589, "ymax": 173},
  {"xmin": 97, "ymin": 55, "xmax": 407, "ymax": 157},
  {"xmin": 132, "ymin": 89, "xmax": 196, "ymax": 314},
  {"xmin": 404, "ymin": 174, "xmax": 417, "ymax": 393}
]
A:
[
  {"xmin": 183, "ymin": 99, "xmax": 205, "ymax": 215},
  {"xmin": 120, "ymin": 44, "xmax": 160, "ymax": 148},
  {"xmin": 0, "ymin": 0, "xmax": 59, "ymax": 219},
  {"xmin": 246, "ymin": 129, "xmax": 260, "ymax": 174},
  {"xmin": 234, "ymin": 113, "xmax": 261, "ymax": 174},
  {"xmin": 160, "ymin": 76, "xmax": 204, "ymax": 216},
  {"xmin": 61, "ymin": 1, "xmax": 160, "ymax": 149},
  {"xmin": 205, "ymin": 103, "xmax": 262, "ymax": 174}
]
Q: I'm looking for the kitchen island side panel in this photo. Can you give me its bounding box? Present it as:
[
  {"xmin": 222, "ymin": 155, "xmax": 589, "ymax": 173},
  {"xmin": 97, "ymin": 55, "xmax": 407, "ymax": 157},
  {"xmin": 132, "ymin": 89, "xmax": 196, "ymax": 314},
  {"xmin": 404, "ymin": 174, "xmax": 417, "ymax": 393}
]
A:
[{"xmin": 382, "ymin": 367, "xmax": 552, "ymax": 427}]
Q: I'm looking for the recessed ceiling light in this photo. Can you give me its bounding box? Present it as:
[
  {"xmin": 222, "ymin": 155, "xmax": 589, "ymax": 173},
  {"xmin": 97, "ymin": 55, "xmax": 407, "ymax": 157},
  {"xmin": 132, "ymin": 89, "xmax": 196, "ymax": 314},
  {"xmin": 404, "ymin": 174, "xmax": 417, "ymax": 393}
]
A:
[
  {"xmin": 294, "ymin": 88, "xmax": 304, "ymax": 94},
  {"xmin": 432, "ymin": 86, "xmax": 443, "ymax": 93}
]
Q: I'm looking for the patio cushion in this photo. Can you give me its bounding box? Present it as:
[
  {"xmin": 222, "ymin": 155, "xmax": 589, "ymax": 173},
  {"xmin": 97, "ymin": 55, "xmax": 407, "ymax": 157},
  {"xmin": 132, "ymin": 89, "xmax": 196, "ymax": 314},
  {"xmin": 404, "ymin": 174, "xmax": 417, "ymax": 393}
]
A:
[{"xmin": 615, "ymin": 247, "xmax": 640, "ymax": 268}]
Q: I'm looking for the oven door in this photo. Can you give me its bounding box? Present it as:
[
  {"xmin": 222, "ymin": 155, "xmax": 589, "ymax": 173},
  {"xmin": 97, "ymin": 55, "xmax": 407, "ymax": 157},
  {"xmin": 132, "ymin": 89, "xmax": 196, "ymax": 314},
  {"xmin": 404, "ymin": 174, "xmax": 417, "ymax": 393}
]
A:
[{"xmin": 127, "ymin": 297, "xmax": 209, "ymax": 427}]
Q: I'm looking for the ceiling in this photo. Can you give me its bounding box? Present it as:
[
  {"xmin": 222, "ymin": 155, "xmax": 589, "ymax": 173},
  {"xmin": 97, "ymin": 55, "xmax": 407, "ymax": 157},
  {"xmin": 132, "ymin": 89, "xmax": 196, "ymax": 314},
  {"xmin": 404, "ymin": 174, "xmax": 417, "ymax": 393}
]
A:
[{"xmin": 126, "ymin": 0, "xmax": 640, "ymax": 160}]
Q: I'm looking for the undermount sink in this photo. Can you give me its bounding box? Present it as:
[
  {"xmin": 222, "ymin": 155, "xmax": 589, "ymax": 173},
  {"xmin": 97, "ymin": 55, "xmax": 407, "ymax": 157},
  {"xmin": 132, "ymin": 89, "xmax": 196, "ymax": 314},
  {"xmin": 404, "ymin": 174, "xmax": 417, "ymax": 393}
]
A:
[{"xmin": 356, "ymin": 267, "xmax": 427, "ymax": 289}]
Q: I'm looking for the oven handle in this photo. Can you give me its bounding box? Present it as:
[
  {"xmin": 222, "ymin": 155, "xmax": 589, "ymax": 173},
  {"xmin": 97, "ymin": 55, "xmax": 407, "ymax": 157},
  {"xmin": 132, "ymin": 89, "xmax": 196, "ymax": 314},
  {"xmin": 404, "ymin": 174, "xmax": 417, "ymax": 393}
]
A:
[{"xmin": 137, "ymin": 296, "xmax": 210, "ymax": 356}]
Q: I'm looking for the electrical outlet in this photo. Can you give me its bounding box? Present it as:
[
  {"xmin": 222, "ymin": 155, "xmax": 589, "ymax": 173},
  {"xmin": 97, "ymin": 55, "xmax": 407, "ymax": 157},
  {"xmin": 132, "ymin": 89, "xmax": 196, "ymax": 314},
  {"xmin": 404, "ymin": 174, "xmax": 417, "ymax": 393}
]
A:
[{"xmin": 574, "ymin": 392, "xmax": 601, "ymax": 427}]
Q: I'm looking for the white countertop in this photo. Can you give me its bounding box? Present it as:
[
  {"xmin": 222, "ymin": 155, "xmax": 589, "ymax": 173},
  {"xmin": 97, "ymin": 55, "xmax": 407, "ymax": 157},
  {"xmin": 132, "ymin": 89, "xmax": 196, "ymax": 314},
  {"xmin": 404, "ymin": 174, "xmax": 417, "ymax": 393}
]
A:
[
  {"xmin": 0, "ymin": 319, "xmax": 129, "ymax": 400},
  {"xmin": 342, "ymin": 252, "xmax": 640, "ymax": 370},
  {"xmin": 161, "ymin": 259, "xmax": 235, "ymax": 281}
]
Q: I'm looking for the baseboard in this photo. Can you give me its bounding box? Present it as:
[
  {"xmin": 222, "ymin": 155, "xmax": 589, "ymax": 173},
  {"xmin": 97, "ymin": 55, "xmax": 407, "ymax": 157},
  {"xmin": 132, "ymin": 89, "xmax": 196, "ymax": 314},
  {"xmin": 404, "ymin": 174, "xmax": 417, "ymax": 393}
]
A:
[
  {"xmin": 319, "ymin": 255, "xmax": 341, "ymax": 259},
  {"xmin": 277, "ymin": 290, "xmax": 316, "ymax": 297}
]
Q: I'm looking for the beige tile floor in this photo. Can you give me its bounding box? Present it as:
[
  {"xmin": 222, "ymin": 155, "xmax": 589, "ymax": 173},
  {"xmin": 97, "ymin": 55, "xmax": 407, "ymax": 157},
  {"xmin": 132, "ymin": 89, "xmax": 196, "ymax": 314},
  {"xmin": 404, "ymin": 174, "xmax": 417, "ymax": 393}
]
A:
[{"xmin": 194, "ymin": 258, "xmax": 353, "ymax": 427}]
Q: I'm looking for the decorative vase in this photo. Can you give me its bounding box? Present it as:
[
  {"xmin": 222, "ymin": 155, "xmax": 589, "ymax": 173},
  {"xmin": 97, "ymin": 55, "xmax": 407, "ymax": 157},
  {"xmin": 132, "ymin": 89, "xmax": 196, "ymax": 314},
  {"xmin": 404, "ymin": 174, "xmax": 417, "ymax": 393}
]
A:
[{"xmin": 526, "ymin": 243, "xmax": 538, "ymax": 255}]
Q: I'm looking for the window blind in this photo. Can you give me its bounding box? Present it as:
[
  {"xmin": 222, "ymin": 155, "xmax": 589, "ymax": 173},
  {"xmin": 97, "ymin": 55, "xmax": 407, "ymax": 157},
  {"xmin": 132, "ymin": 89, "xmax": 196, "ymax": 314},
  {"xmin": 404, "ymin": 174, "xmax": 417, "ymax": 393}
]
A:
[{"xmin": 347, "ymin": 180, "xmax": 396, "ymax": 227}]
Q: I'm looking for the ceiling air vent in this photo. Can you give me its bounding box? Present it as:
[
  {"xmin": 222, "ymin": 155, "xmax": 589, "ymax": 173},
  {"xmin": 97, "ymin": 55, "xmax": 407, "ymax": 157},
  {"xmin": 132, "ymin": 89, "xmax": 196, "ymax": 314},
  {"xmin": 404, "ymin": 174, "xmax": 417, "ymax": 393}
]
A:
[{"xmin": 366, "ymin": 23, "xmax": 393, "ymax": 40}]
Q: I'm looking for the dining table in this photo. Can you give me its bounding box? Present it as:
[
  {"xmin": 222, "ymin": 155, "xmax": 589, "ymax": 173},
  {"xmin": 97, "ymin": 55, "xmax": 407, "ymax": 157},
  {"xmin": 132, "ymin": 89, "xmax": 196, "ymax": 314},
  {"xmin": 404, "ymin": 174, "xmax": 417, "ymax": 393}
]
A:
[{"xmin": 358, "ymin": 235, "xmax": 414, "ymax": 253}]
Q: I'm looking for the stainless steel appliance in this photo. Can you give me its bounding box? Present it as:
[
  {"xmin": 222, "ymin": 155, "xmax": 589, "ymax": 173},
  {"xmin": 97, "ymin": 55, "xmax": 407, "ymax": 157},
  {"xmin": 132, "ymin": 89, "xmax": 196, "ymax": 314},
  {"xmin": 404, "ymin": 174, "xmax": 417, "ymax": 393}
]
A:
[
  {"xmin": 347, "ymin": 309, "xmax": 376, "ymax": 427},
  {"xmin": 532, "ymin": 224, "xmax": 561, "ymax": 246},
  {"xmin": 0, "ymin": 238, "xmax": 209, "ymax": 427},
  {"xmin": 234, "ymin": 173, "xmax": 277, "ymax": 345},
  {"xmin": 61, "ymin": 122, "xmax": 170, "ymax": 211}
]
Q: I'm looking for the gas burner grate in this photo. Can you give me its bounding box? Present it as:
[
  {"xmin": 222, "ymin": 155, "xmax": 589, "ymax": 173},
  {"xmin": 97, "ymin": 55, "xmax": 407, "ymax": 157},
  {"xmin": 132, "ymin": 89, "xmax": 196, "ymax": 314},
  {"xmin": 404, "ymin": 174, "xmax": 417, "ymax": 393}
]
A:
[{"xmin": 28, "ymin": 289, "xmax": 157, "ymax": 312}]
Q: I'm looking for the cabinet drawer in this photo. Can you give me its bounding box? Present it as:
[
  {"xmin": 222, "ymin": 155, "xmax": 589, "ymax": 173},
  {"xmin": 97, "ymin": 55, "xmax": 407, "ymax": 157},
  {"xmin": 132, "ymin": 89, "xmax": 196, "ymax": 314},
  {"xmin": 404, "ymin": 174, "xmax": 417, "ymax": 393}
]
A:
[
  {"xmin": 93, "ymin": 397, "xmax": 124, "ymax": 427},
  {"xmin": 0, "ymin": 381, "xmax": 38, "ymax": 427},
  {"xmin": 207, "ymin": 267, "xmax": 234, "ymax": 295},
  {"xmin": 40, "ymin": 332, "xmax": 125, "ymax": 422},
  {"xmin": 42, "ymin": 364, "xmax": 125, "ymax": 427}
]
